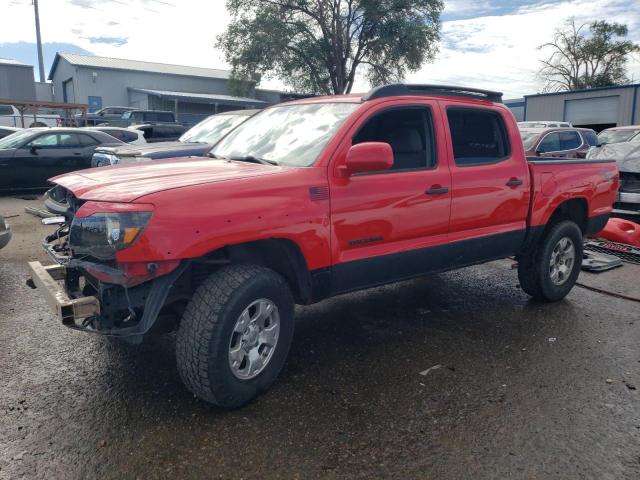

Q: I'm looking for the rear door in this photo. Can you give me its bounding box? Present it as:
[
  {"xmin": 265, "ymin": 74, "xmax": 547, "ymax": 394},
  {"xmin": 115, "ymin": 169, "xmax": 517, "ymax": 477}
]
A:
[
  {"xmin": 76, "ymin": 133, "xmax": 102, "ymax": 168},
  {"xmin": 443, "ymin": 103, "xmax": 530, "ymax": 264},
  {"xmin": 329, "ymin": 101, "xmax": 452, "ymax": 293}
]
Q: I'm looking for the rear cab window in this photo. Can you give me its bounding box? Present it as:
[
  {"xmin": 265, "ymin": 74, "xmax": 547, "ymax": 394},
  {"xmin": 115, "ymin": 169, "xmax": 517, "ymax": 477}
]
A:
[{"xmin": 446, "ymin": 107, "xmax": 510, "ymax": 166}]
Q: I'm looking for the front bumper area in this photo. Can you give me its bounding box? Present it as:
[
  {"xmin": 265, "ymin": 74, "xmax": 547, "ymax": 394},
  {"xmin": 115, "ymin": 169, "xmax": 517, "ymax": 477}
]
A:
[
  {"xmin": 28, "ymin": 259, "xmax": 190, "ymax": 342},
  {"xmin": 28, "ymin": 261, "xmax": 100, "ymax": 326}
]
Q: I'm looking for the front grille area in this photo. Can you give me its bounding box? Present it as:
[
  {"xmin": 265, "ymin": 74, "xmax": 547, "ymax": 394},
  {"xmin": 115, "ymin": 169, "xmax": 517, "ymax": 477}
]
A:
[
  {"xmin": 620, "ymin": 172, "xmax": 640, "ymax": 193},
  {"xmin": 584, "ymin": 240, "xmax": 640, "ymax": 265}
]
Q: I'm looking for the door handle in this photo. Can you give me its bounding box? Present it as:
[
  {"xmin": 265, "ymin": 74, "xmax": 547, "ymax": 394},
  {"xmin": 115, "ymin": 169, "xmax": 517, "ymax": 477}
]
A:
[
  {"xmin": 425, "ymin": 185, "xmax": 449, "ymax": 195},
  {"xmin": 506, "ymin": 178, "xmax": 523, "ymax": 187},
  {"xmin": 73, "ymin": 152, "xmax": 82, "ymax": 156}
]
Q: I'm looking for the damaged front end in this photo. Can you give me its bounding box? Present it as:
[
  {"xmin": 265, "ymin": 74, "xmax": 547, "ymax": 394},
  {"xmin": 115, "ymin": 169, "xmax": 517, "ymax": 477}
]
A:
[{"xmin": 29, "ymin": 189, "xmax": 190, "ymax": 343}]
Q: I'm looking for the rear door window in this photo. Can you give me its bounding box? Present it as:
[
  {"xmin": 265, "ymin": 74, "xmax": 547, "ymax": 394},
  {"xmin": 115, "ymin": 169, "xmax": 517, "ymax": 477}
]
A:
[
  {"xmin": 100, "ymin": 129, "xmax": 123, "ymax": 141},
  {"xmin": 123, "ymin": 131, "xmax": 140, "ymax": 143},
  {"xmin": 559, "ymin": 131, "xmax": 582, "ymax": 150},
  {"xmin": 78, "ymin": 133, "xmax": 99, "ymax": 146},
  {"xmin": 447, "ymin": 108, "xmax": 510, "ymax": 166}
]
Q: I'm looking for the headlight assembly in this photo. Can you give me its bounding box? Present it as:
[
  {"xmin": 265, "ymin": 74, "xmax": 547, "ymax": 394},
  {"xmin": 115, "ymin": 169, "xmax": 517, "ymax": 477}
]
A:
[{"xmin": 69, "ymin": 211, "xmax": 152, "ymax": 259}]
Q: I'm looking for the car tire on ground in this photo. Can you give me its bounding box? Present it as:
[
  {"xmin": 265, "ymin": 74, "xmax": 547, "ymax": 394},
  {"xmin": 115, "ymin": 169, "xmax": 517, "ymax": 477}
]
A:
[
  {"xmin": 176, "ymin": 264, "xmax": 294, "ymax": 408},
  {"xmin": 518, "ymin": 220, "xmax": 583, "ymax": 302},
  {"xmin": 28, "ymin": 121, "xmax": 47, "ymax": 128}
]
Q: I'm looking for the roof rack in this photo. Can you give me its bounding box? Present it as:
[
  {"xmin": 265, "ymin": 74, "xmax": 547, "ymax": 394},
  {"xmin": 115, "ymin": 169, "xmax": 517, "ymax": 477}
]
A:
[{"xmin": 362, "ymin": 84, "xmax": 503, "ymax": 103}]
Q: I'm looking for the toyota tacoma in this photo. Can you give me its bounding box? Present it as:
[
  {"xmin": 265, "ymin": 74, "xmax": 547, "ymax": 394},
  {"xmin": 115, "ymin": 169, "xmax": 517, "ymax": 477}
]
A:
[{"xmin": 28, "ymin": 84, "xmax": 619, "ymax": 408}]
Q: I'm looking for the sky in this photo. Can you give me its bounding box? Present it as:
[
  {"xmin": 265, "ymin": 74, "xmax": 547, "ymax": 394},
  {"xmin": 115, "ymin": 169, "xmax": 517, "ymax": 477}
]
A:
[{"xmin": 1, "ymin": 0, "xmax": 639, "ymax": 99}]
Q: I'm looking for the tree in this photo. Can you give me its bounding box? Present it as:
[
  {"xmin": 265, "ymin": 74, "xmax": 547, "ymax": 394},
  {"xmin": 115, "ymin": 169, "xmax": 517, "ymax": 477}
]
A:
[
  {"xmin": 217, "ymin": 0, "xmax": 443, "ymax": 95},
  {"xmin": 538, "ymin": 18, "xmax": 640, "ymax": 92}
]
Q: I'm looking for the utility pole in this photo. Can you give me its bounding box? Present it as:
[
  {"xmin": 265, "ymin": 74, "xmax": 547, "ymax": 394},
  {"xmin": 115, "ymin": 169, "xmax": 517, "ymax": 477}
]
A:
[{"xmin": 33, "ymin": 0, "xmax": 45, "ymax": 83}]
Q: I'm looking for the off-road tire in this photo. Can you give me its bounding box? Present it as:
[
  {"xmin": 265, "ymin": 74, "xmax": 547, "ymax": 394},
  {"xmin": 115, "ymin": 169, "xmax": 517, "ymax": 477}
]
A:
[
  {"xmin": 176, "ymin": 264, "xmax": 294, "ymax": 408},
  {"xmin": 517, "ymin": 220, "xmax": 583, "ymax": 302}
]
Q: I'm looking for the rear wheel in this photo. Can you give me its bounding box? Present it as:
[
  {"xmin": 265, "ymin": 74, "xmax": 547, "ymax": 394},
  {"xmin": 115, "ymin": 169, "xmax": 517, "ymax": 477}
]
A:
[
  {"xmin": 517, "ymin": 220, "xmax": 583, "ymax": 302},
  {"xmin": 176, "ymin": 264, "xmax": 294, "ymax": 408},
  {"xmin": 29, "ymin": 121, "xmax": 47, "ymax": 128}
]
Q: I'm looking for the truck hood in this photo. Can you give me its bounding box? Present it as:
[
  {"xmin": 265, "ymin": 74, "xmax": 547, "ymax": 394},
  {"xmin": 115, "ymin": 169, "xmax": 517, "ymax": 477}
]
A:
[
  {"xmin": 588, "ymin": 143, "xmax": 640, "ymax": 173},
  {"xmin": 50, "ymin": 157, "xmax": 287, "ymax": 202},
  {"xmin": 95, "ymin": 141, "xmax": 202, "ymax": 157}
]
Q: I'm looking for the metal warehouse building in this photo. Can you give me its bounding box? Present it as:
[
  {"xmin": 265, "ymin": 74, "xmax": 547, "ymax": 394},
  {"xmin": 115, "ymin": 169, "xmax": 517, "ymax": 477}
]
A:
[
  {"xmin": 48, "ymin": 53, "xmax": 298, "ymax": 125},
  {"xmin": 521, "ymin": 84, "xmax": 640, "ymax": 132}
]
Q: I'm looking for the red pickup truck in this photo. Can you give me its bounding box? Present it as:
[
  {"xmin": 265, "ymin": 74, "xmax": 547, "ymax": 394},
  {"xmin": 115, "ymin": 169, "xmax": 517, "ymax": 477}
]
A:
[{"xmin": 29, "ymin": 84, "xmax": 619, "ymax": 408}]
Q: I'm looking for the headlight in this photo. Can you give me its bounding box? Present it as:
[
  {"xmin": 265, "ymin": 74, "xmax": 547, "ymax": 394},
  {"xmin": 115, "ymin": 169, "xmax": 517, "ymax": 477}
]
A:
[{"xmin": 69, "ymin": 211, "xmax": 152, "ymax": 259}]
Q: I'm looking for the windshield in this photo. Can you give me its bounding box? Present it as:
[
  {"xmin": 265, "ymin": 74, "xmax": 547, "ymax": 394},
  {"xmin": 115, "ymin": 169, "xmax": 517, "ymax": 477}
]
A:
[
  {"xmin": 598, "ymin": 129, "xmax": 640, "ymax": 144},
  {"xmin": 520, "ymin": 131, "xmax": 540, "ymax": 150},
  {"xmin": 0, "ymin": 129, "xmax": 32, "ymax": 149},
  {"xmin": 211, "ymin": 102, "xmax": 359, "ymax": 167},
  {"xmin": 180, "ymin": 113, "xmax": 250, "ymax": 144}
]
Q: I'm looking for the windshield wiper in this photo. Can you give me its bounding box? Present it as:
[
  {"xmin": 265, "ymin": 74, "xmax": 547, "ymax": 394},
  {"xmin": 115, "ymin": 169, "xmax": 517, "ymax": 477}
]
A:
[{"xmin": 229, "ymin": 155, "xmax": 277, "ymax": 166}]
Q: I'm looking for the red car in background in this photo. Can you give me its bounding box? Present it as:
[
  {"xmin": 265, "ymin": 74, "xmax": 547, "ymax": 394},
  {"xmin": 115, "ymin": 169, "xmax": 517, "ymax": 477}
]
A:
[{"xmin": 520, "ymin": 127, "xmax": 600, "ymax": 158}]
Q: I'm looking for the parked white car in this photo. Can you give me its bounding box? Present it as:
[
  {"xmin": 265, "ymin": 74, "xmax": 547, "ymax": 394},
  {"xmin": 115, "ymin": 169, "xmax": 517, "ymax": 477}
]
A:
[
  {"xmin": 518, "ymin": 121, "xmax": 572, "ymax": 129},
  {"xmin": 0, "ymin": 105, "xmax": 61, "ymax": 128},
  {"xmin": 84, "ymin": 126, "xmax": 147, "ymax": 145}
]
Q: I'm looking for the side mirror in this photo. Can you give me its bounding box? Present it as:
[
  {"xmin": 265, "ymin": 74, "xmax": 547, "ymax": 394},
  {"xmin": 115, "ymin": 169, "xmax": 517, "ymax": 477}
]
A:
[
  {"xmin": 30, "ymin": 145, "xmax": 40, "ymax": 155},
  {"xmin": 339, "ymin": 142, "xmax": 393, "ymax": 177},
  {"xmin": 535, "ymin": 149, "xmax": 544, "ymax": 156}
]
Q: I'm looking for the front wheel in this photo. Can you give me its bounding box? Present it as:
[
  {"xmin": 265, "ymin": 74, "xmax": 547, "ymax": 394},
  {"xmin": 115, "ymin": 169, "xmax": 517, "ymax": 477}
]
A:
[
  {"xmin": 517, "ymin": 220, "xmax": 583, "ymax": 302},
  {"xmin": 176, "ymin": 264, "xmax": 294, "ymax": 408}
]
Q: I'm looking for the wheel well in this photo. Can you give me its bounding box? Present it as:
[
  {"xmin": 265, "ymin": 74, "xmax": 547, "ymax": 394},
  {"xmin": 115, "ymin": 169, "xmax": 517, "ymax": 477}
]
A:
[
  {"xmin": 191, "ymin": 239, "xmax": 312, "ymax": 304},
  {"xmin": 547, "ymin": 198, "xmax": 588, "ymax": 234}
]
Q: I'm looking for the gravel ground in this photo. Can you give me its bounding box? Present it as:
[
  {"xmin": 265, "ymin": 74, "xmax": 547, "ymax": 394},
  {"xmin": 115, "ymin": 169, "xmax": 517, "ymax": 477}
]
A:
[{"xmin": 1, "ymin": 196, "xmax": 639, "ymax": 480}]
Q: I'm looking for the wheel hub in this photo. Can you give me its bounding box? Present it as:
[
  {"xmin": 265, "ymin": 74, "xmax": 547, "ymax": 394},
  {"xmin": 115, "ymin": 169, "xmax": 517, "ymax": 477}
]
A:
[
  {"xmin": 228, "ymin": 298, "xmax": 280, "ymax": 380},
  {"xmin": 549, "ymin": 236, "xmax": 575, "ymax": 286}
]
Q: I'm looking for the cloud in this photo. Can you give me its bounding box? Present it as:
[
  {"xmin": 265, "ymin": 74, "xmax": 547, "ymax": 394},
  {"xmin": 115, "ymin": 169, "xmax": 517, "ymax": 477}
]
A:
[
  {"xmin": 2, "ymin": 0, "xmax": 639, "ymax": 98},
  {"xmin": 409, "ymin": 0, "xmax": 640, "ymax": 98},
  {"xmin": 85, "ymin": 36, "xmax": 128, "ymax": 46}
]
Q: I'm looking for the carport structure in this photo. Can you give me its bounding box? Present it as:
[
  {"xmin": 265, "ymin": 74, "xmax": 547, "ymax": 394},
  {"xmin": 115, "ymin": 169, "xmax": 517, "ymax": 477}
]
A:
[
  {"xmin": 0, "ymin": 98, "xmax": 88, "ymax": 127},
  {"xmin": 127, "ymin": 88, "xmax": 267, "ymax": 126}
]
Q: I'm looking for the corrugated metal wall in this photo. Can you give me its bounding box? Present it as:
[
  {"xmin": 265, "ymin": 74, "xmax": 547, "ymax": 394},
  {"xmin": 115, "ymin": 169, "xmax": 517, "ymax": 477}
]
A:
[{"xmin": 524, "ymin": 86, "xmax": 639, "ymax": 126}]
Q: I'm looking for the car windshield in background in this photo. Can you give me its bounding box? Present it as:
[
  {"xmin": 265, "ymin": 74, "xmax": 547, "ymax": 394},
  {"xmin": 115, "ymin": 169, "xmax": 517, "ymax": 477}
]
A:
[
  {"xmin": 520, "ymin": 131, "xmax": 540, "ymax": 150},
  {"xmin": 179, "ymin": 114, "xmax": 250, "ymax": 144},
  {"xmin": 598, "ymin": 129, "xmax": 640, "ymax": 144},
  {"xmin": 0, "ymin": 130, "xmax": 32, "ymax": 149},
  {"xmin": 211, "ymin": 103, "xmax": 359, "ymax": 167}
]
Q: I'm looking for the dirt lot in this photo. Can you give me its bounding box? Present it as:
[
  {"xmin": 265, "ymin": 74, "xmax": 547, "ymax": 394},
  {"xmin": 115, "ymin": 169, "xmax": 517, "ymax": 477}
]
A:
[{"xmin": 1, "ymin": 195, "xmax": 639, "ymax": 480}]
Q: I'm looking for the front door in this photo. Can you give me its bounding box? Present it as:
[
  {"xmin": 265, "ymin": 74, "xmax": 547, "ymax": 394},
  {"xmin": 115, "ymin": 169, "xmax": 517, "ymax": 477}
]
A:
[
  {"xmin": 14, "ymin": 133, "xmax": 85, "ymax": 188},
  {"xmin": 329, "ymin": 102, "xmax": 452, "ymax": 294}
]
